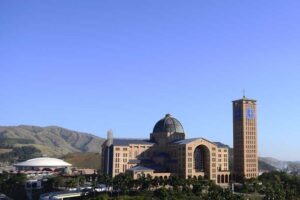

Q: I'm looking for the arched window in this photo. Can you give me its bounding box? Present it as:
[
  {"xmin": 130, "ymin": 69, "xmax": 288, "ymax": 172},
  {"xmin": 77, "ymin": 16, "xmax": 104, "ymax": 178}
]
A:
[
  {"xmin": 221, "ymin": 175, "xmax": 225, "ymax": 183},
  {"xmin": 225, "ymin": 175, "xmax": 229, "ymax": 183},
  {"xmin": 194, "ymin": 145, "xmax": 210, "ymax": 174}
]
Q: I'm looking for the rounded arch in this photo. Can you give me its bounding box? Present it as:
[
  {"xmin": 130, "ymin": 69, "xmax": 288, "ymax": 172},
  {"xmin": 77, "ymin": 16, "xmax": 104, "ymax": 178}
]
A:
[
  {"xmin": 194, "ymin": 145, "xmax": 210, "ymax": 176},
  {"xmin": 217, "ymin": 175, "xmax": 221, "ymax": 183},
  {"xmin": 221, "ymin": 175, "xmax": 225, "ymax": 183}
]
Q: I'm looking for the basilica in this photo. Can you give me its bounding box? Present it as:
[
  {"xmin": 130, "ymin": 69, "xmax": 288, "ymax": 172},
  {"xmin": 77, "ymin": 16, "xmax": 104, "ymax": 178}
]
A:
[{"xmin": 101, "ymin": 113, "xmax": 231, "ymax": 184}]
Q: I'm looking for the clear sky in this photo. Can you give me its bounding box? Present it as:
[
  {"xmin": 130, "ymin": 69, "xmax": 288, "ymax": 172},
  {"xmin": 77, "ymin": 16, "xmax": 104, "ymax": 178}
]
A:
[{"xmin": 1, "ymin": 0, "xmax": 300, "ymax": 161}]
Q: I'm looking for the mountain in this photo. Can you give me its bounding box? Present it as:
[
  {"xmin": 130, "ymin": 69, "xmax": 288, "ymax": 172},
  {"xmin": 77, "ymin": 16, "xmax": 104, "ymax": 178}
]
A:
[
  {"xmin": 258, "ymin": 159, "xmax": 277, "ymax": 171},
  {"xmin": 0, "ymin": 125, "xmax": 105, "ymax": 163},
  {"xmin": 259, "ymin": 157, "xmax": 288, "ymax": 170},
  {"xmin": 228, "ymin": 148, "xmax": 277, "ymax": 172},
  {"xmin": 259, "ymin": 157, "xmax": 300, "ymax": 173}
]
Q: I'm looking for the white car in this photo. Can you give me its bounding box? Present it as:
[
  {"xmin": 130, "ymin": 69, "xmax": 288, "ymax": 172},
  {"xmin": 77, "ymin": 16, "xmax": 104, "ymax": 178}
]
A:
[{"xmin": 94, "ymin": 184, "xmax": 108, "ymax": 192}]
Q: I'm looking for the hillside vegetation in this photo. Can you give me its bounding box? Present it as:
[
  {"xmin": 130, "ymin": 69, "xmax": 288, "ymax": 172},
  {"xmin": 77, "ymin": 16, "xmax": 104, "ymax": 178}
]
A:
[
  {"xmin": 0, "ymin": 125, "xmax": 104, "ymax": 163},
  {"xmin": 62, "ymin": 152, "xmax": 101, "ymax": 169}
]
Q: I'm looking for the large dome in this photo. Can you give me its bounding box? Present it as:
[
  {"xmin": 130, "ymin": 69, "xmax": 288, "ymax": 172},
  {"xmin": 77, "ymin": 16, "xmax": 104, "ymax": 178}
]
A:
[
  {"xmin": 14, "ymin": 157, "xmax": 72, "ymax": 168},
  {"xmin": 153, "ymin": 114, "xmax": 184, "ymax": 133}
]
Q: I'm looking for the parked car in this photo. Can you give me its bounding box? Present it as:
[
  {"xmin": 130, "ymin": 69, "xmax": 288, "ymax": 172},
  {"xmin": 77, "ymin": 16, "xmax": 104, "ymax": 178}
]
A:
[{"xmin": 94, "ymin": 184, "xmax": 108, "ymax": 192}]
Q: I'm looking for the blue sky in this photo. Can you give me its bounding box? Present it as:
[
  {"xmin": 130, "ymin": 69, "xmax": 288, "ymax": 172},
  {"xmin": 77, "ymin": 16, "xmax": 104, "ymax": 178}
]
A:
[{"xmin": 1, "ymin": 0, "xmax": 300, "ymax": 160}]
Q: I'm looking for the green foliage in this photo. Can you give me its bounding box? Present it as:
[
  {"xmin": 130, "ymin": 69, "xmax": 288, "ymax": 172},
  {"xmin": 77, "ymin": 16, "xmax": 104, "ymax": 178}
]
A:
[
  {"xmin": 87, "ymin": 194, "xmax": 109, "ymax": 200},
  {"xmin": 46, "ymin": 175, "xmax": 88, "ymax": 189},
  {"xmin": 0, "ymin": 146, "xmax": 42, "ymax": 162},
  {"xmin": 113, "ymin": 173, "xmax": 134, "ymax": 194},
  {"xmin": 0, "ymin": 173, "xmax": 27, "ymax": 199},
  {"xmin": 153, "ymin": 187, "xmax": 169, "ymax": 200},
  {"xmin": 0, "ymin": 125, "xmax": 105, "ymax": 157},
  {"xmin": 192, "ymin": 183, "xmax": 203, "ymax": 196},
  {"xmin": 240, "ymin": 171, "xmax": 300, "ymax": 200},
  {"xmin": 92, "ymin": 174, "xmax": 244, "ymax": 200},
  {"xmin": 0, "ymin": 138, "xmax": 35, "ymax": 148},
  {"xmin": 62, "ymin": 152, "xmax": 102, "ymax": 169}
]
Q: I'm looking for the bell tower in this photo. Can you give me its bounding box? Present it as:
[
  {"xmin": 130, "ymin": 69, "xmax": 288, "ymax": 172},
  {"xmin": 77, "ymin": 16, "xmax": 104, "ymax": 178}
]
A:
[{"xmin": 233, "ymin": 96, "xmax": 258, "ymax": 181}]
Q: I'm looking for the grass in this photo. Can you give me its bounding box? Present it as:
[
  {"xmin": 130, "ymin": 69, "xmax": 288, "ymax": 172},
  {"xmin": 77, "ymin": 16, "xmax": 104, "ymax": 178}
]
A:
[{"xmin": 62, "ymin": 152, "xmax": 101, "ymax": 169}]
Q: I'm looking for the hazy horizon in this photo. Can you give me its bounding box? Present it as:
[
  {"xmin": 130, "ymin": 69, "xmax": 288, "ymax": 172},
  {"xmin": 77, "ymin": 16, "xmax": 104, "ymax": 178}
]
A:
[{"xmin": 1, "ymin": 1, "xmax": 300, "ymax": 161}]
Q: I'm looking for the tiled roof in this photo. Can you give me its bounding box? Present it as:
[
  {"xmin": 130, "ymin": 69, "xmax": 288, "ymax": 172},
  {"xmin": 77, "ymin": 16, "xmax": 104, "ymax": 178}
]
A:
[
  {"xmin": 127, "ymin": 165, "xmax": 154, "ymax": 172},
  {"xmin": 112, "ymin": 138, "xmax": 155, "ymax": 146},
  {"xmin": 213, "ymin": 142, "xmax": 229, "ymax": 148},
  {"xmin": 128, "ymin": 159, "xmax": 153, "ymax": 164},
  {"xmin": 172, "ymin": 138, "xmax": 201, "ymax": 144},
  {"xmin": 172, "ymin": 138, "xmax": 229, "ymax": 148},
  {"xmin": 128, "ymin": 159, "xmax": 140, "ymax": 164}
]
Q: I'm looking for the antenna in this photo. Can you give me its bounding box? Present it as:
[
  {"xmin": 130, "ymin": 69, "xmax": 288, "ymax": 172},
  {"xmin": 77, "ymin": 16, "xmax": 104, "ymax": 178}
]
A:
[{"xmin": 243, "ymin": 89, "xmax": 246, "ymax": 99}]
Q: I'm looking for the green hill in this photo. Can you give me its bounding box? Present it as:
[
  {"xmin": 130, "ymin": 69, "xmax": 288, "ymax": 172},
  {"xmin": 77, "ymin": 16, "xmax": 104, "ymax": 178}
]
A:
[
  {"xmin": 0, "ymin": 125, "xmax": 105, "ymax": 163},
  {"xmin": 258, "ymin": 159, "xmax": 277, "ymax": 171},
  {"xmin": 62, "ymin": 152, "xmax": 101, "ymax": 169}
]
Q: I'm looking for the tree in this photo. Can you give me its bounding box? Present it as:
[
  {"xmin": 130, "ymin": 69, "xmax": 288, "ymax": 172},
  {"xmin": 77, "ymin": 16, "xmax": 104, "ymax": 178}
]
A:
[
  {"xmin": 192, "ymin": 183, "xmax": 203, "ymax": 196},
  {"xmin": 153, "ymin": 187, "xmax": 170, "ymax": 200},
  {"xmin": 113, "ymin": 173, "xmax": 133, "ymax": 195},
  {"xmin": 151, "ymin": 177, "xmax": 160, "ymax": 189}
]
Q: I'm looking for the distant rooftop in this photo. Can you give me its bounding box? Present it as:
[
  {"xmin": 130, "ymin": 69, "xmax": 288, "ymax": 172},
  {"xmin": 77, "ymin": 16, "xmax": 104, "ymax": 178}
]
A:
[
  {"xmin": 128, "ymin": 159, "xmax": 141, "ymax": 164},
  {"xmin": 213, "ymin": 142, "xmax": 229, "ymax": 148},
  {"xmin": 172, "ymin": 138, "xmax": 200, "ymax": 145},
  {"xmin": 112, "ymin": 138, "xmax": 154, "ymax": 146},
  {"xmin": 172, "ymin": 138, "xmax": 229, "ymax": 148}
]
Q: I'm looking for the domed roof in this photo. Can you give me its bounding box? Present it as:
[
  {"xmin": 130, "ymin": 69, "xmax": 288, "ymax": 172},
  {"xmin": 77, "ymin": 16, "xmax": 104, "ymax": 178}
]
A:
[
  {"xmin": 153, "ymin": 114, "xmax": 184, "ymax": 133},
  {"xmin": 14, "ymin": 157, "xmax": 72, "ymax": 167}
]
